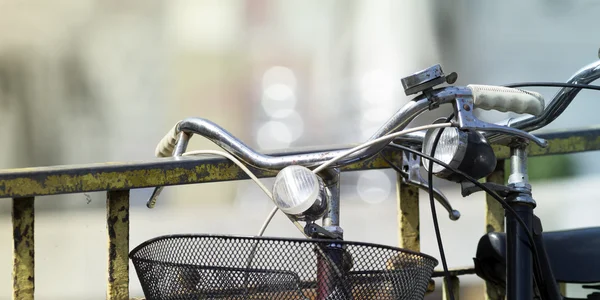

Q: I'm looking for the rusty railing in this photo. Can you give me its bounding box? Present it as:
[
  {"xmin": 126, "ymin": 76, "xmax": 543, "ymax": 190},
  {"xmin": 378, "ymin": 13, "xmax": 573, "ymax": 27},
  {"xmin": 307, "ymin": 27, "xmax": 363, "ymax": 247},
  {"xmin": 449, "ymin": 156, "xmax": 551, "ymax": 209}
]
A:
[{"xmin": 2, "ymin": 126, "xmax": 600, "ymax": 299}]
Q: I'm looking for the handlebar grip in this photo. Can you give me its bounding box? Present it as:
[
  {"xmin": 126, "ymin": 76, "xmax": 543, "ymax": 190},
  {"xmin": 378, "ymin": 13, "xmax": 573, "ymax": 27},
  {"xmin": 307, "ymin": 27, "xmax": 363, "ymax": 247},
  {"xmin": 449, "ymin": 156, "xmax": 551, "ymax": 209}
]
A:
[
  {"xmin": 467, "ymin": 84, "xmax": 545, "ymax": 116},
  {"xmin": 155, "ymin": 123, "xmax": 179, "ymax": 157}
]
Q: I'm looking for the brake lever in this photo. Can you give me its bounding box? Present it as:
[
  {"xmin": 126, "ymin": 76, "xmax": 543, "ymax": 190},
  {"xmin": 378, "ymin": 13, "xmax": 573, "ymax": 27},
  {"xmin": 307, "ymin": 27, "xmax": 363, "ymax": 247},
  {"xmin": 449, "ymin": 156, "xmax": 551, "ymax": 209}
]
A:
[
  {"xmin": 454, "ymin": 97, "xmax": 548, "ymax": 148},
  {"xmin": 402, "ymin": 64, "xmax": 548, "ymax": 148},
  {"xmin": 400, "ymin": 151, "xmax": 461, "ymax": 221}
]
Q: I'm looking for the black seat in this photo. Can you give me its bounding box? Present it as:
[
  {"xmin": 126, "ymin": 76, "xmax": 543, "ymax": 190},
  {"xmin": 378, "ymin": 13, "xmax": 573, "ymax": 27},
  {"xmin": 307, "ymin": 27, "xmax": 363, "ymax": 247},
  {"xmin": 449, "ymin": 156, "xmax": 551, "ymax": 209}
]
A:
[{"xmin": 474, "ymin": 227, "xmax": 600, "ymax": 285}]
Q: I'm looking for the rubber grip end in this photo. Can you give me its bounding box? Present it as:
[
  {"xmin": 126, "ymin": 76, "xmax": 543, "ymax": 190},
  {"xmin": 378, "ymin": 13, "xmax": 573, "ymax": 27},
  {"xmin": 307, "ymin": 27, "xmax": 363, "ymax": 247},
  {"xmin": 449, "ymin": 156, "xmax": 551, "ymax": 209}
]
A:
[
  {"xmin": 155, "ymin": 123, "xmax": 180, "ymax": 157},
  {"xmin": 467, "ymin": 84, "xmax": 545, "ymax": 116}
]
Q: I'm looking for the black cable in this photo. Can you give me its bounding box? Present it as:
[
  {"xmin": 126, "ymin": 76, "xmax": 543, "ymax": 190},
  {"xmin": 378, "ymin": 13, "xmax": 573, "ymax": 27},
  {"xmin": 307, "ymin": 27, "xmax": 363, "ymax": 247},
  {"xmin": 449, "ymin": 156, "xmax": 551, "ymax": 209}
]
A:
[
  {"xmin": 427, "ymin": 115, "xmax": 455, "ymax": 300},
  {"xmin": 403, "ymin": 80, "xmax": 600, "ymax": 297},
  {"xmin": 376, "ymin": 80, "xmax": 596, "ymax": 297},
  {"xmin": 503, "ymin": 82, "xmax": 600, "ymax": 91},
  {"xmin": 383, "ymin": 143, "xmax": 545, "ymax": 297}
]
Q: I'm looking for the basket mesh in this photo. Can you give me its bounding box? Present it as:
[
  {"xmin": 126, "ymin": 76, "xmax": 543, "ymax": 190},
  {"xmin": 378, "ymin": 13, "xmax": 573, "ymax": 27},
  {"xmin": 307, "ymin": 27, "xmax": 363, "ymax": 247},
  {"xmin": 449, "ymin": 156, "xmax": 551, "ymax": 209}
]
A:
[{"xmin": 130, "ymin": 234, "xmax": 437, "ymax": 300}]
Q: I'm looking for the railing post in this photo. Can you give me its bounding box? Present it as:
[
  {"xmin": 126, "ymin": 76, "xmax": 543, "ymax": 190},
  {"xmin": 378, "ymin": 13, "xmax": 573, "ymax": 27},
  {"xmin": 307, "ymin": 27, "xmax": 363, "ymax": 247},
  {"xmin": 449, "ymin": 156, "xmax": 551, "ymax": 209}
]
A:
[
  {"xmin": 395, "ymin": 156, "xmax": 429, "ymax": 291},
  {"xmin": 484, "ymin": 161, "xmax": 506, "ymax": 300},
  {"xmin": 396, "ymin": 173, "xmax": 420, "ymax": 251},
  {"xmin": 443, "ymin": 276, "xmax": 460, "ymax": 300},
  {"xmin": 107, "ymin": 190, "xmax": 130, "ymax": 300},
  {"xmin": 12, "ymin": 197, "xmax": 35, "ymax": 300}
]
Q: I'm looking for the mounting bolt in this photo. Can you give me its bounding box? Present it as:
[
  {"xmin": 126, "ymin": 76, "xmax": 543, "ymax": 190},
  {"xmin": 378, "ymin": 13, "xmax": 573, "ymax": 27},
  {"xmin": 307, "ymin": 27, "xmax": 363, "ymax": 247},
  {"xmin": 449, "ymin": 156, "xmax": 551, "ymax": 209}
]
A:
[{"xmin": 446, "ymin": 72, "xmax": 458, "ymax": 84}]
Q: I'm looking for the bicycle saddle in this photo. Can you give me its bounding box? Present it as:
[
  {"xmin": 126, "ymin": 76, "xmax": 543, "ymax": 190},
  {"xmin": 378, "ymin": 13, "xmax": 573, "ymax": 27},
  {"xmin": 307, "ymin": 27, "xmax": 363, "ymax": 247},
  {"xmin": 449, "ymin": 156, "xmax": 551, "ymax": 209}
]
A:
[{"xmin": 474, "ymin": 227, "xmax": 600, "ymax": 285}]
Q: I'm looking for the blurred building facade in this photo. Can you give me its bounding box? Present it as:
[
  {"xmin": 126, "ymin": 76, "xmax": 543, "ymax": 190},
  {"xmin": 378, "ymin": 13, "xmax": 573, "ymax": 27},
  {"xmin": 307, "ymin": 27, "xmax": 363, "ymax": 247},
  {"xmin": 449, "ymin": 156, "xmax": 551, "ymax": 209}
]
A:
[{"xmin": 0, "ymin": 0, "xmax": 599, "ymax": 298}]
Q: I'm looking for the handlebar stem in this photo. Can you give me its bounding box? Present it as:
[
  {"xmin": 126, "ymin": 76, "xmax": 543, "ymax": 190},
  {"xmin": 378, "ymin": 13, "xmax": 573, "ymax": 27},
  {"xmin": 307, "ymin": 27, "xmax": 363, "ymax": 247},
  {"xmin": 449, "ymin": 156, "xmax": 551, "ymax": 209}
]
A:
[{"xmin": 321, "ymin": 168, "xmax": 341, "ymax": 229}]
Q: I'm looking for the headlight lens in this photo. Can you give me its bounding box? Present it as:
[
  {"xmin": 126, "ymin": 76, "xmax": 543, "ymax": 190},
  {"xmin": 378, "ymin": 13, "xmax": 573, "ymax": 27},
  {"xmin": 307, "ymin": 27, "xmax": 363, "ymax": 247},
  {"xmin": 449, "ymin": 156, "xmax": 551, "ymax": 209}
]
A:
[
  {"xmin": 422, "ymin": 119, "xmax": 496, "ymax": 182},
  {"xmin": 272, "ymin": 165, "xmax": 328, "ymax": 220},
  {"xmin": 422, "ymin": 124, "xmax": 468, "ymax": 176}
]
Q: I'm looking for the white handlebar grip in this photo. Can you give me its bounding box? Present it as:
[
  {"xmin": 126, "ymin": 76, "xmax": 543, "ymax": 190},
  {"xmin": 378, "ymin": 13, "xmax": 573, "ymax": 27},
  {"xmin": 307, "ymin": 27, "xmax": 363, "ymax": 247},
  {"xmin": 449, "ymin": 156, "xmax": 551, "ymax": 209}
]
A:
[
  {"xmin": 467, "ymin": 84, "xmax": 545, "ymax": 116},
  {"xmin": 155, "ymin": 123, "xmax": 179, "ymax": 157}
]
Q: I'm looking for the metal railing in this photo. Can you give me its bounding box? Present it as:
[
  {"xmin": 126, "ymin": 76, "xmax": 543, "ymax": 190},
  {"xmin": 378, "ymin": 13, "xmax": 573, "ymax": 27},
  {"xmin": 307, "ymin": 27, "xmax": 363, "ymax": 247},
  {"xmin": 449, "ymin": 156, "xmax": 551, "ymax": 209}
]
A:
[{"xmin": 2, "ymin": 126, "xmax": 600, "ymax": 300}]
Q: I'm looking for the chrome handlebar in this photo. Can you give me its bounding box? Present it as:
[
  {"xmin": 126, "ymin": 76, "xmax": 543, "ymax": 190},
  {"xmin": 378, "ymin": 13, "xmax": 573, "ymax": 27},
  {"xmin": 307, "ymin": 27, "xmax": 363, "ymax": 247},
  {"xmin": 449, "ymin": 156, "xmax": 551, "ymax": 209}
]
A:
[
  {"xmin": 489, "ymin": 60, "xmax": 600, "ymax": 143},
  {"xmin": 149, "ymin": 58, "xmax": 600, "ymax": 221},
  {"xmin": 509, "ymin": 60, "xmax": 600, "ymax": 131},
  {"xmin": 168, "ymin": 97, "xmax": 461, "ymax": 219},
  {"xmin": 166, "ymin": 56, "xmax": 600, "ymax": 170},
  {"xmin": 175, "ymin": 95, "xmax": 454, "ymax": 171},
  {"xmin": 391, "ymin": 59, "xmax": 600, "ymax": 146}
]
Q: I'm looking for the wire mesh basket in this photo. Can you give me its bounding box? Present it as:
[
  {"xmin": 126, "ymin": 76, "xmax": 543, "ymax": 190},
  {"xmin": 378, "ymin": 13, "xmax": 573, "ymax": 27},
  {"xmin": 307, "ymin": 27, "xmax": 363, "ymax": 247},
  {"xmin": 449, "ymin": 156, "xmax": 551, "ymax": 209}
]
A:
[{"xmin": 130, "ymin": 234, "xmax": 438, "ymax": 300}]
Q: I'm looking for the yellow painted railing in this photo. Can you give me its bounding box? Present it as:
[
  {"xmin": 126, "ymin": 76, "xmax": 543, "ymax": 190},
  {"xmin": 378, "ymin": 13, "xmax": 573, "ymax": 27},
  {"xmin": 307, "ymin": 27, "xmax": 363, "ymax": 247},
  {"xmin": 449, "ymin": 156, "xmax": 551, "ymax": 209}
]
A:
[{"xmin": 2, "ymin": 127, "xmax": 600, "ymax": 299}]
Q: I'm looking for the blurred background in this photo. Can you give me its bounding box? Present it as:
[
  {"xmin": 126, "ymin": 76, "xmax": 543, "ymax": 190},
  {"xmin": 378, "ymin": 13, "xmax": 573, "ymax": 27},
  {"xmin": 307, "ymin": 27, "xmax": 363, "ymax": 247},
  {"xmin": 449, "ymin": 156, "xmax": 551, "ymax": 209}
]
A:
[{"xmin": 0, "ymin": 0, "xmax": 599, "ymax": 298}]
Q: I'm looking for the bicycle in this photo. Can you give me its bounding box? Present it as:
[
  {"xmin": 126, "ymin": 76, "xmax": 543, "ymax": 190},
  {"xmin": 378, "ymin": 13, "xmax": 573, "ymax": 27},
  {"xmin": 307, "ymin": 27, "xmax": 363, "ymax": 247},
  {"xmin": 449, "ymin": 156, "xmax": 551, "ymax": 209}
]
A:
[{"xmin": 129, "ymin": 51, "xmax": 600, "ymax": 300}]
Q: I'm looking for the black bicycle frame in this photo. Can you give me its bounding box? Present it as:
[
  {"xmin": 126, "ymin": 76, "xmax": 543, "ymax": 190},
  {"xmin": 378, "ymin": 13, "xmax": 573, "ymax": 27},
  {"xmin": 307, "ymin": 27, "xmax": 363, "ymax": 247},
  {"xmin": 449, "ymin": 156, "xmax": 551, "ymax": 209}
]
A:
[
  {"xmin": 506, "ymin": 202, "xmax": 534, "ymax": 299},
  {"xmin": 505, "ymin": 142, "xmax": 562, "ymax": 300}
]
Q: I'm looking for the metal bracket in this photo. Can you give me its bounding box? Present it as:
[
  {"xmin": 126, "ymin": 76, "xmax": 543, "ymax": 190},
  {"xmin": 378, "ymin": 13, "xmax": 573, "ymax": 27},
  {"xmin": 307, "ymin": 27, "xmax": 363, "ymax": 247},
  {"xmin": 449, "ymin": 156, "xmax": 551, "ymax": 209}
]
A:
[
  {"xmin": 304, "ymin": 223, "xmax": 343, "ymax": 240},
  {"xmin": 460, "ymin": 181, "xmax": 515, "ymax": 197},
  {"xmin": 399, "ymin": 151, "xmax": 461, "ymax": 221},
  {"xmin": 460, "ymin": 181, "xmax": 523, "ymax": 197},
  {"xmin": 454, "ymin": 97, "xmax": 548, "ymax": 148}
]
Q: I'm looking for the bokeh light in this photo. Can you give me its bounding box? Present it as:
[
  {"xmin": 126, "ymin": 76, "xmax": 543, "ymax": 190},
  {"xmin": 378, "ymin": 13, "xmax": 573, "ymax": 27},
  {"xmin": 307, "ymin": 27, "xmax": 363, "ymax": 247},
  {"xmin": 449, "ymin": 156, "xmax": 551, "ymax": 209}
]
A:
[
  {"xmin": 356, "ymin": 170, "xmax": 392, "ymax": 204},
  {"xmin": 262, "ymin": 66, "xmax": 297, "ymax": 90},
  {"xmin": 256, "ymin": 121, "xmax": 293, "ymax": 150},
  {"xmin": 360, "ymin": 69, "xmax": 394, "ymax": 104}
]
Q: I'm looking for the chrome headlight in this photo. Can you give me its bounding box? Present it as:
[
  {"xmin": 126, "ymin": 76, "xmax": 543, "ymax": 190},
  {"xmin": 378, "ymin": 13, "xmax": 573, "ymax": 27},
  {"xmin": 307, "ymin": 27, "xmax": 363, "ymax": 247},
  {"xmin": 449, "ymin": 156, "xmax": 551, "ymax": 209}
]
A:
[
  {"xmin": 272, "ymin": 165, "xmax": 328, "ymax": 221},
  {"xmin": 422, "ymin": 119, "xmax": 496, "ymax": 182}
]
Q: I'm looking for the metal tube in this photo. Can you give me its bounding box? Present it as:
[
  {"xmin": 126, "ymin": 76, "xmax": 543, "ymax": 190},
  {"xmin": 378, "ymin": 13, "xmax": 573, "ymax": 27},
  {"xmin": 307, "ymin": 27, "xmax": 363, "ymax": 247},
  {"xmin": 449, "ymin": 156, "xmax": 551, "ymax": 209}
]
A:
[
  {"xmin": 508, "ymin": 146, "xmax": 529, "ymax": 185},
  {"xmin": 177, "ymin": 96, "xmax": 441, "ymax": 170},
  {"xmin": 488, "ymin": 59, "xmax": 600, "ymax": 143},
  {"xmin": 317, "ymin": 169, "xmax": 343, "ymax": 300},
  {"xmin": 107, "ymin": 190, "xmax": 130, "ymax": 300},
  {"xmin": 322, "ymin": 169, "xmax": 341, "ymax": 228},
  {"xmin": 512, "ymin": 60, "xmax": 600, "ymax": 132},
  {"xmin": 395, "ymin": 60, "xmax": 600, "ymax": 146},
  {"xmin": 506, "ymin": 143, "xmax": 535, "ymax": 300},
  {"xmin": 12, "ymin": 197, "xmax": 35, "ymax": 300},
  {"xmin": 172, "ymin": 132, "xmax": 190, "ymax": 157},
  {"xmin": 175, "ymin": 60, "xmax": 600, "ymax": 158},
  {"xmin": 506, "ymin": 204, "xmax": 534, "ymax": 300},
  {"xmin": 316, "ymin": 243, "xmax": 347, "ymax": 300}
]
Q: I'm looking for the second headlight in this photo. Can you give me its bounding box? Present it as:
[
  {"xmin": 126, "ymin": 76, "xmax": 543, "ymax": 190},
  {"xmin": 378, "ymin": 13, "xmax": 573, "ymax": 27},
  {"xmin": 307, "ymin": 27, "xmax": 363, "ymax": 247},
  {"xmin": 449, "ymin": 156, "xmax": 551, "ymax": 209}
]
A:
[{"xmin": 422, "ymin": 119, "xmax": 496, "ymax": 182}]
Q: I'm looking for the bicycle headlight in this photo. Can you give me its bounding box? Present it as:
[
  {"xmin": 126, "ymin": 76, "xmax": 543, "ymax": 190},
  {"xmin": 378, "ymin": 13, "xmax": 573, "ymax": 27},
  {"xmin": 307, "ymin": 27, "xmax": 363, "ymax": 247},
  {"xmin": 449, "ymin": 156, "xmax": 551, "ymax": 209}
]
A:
[
  {"xmin": 422, "ymin": 119, "xmax": 497, "ymax": 182},
  {"xmin": 272, "ymin": 165, "xmax": 328, "ymax": 221}
]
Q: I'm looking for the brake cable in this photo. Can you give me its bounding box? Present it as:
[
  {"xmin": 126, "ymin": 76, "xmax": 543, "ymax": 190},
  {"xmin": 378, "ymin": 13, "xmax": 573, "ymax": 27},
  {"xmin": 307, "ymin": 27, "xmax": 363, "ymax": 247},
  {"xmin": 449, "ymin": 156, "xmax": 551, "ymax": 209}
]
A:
[
  {"xmin": 414, "ymin": 81, "xmax": 600, "ymax": 298},
  {"xmin": 382, "ymin": 143, "xmax": 545, "ymax": 299},
  {"xmin": 503, "ymin": 82, "xmax": 600, "ymax": 91},
  {"xmin": 427, "ymin": 114, "xmax": 456, "ymax": 300},
  {"xmin": 362, "ymin": 81, "xmax": 600, "ymax": 297}
]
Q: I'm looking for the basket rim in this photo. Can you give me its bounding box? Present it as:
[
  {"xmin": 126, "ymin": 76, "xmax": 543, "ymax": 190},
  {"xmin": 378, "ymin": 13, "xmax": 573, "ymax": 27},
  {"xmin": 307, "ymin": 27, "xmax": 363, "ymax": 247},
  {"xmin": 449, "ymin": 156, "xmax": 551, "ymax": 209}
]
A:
[{"xmin": 128, "ymin": 233, "xmax": 438, "ymax": 265}]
